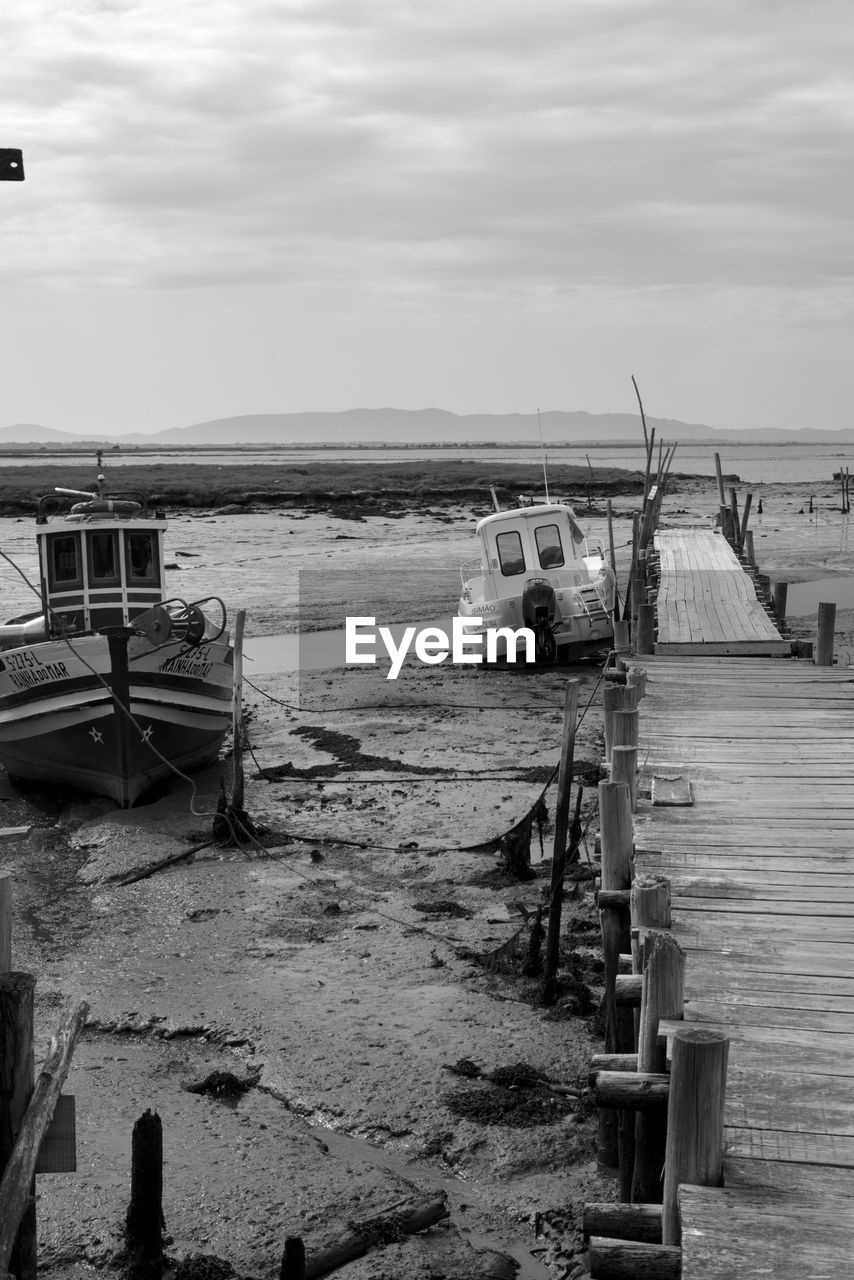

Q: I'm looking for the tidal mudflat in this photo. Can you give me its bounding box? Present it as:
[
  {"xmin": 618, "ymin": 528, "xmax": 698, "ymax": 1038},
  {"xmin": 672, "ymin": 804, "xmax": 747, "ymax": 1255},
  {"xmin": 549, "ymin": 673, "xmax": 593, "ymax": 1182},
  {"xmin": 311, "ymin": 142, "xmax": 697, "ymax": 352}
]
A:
[{"xmin": 2, "ymin": 460, "xmax": 853, "ymax": 1278}]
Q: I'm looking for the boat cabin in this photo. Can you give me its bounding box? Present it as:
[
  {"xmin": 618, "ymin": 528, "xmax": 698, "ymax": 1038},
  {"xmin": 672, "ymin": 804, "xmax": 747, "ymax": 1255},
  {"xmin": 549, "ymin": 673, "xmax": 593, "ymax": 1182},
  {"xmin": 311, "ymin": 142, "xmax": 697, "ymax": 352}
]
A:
[
  {"xmin": 470, "ymin": 504, "xmax": 599, "ymax": 595},
  {"xmin": 37, "ymin": 506, "xmax": 168, "ymax": 636}
]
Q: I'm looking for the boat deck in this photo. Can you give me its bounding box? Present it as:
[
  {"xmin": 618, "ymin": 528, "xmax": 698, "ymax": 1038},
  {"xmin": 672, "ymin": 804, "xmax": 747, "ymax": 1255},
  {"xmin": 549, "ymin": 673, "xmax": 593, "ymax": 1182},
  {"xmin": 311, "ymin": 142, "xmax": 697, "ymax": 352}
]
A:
[
  {"xmin": 634, "ymin": 655, "xmax": 854, "ymax": 1278},
  {"xmin": 652, "ymin": 527, "xmax": 790, "ymax": 656}
]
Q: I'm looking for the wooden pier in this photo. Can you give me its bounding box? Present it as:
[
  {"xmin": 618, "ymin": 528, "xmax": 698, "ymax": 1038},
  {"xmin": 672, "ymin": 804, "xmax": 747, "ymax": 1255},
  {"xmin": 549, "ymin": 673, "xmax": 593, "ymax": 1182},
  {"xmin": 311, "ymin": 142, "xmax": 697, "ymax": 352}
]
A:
[
  {"xmin": 653, "ymin": 528, "xmax": 790, "ymax": 656},
  {"xmin": 587, "ymin": 525, "xmax": 853, "ymax": 1277}
]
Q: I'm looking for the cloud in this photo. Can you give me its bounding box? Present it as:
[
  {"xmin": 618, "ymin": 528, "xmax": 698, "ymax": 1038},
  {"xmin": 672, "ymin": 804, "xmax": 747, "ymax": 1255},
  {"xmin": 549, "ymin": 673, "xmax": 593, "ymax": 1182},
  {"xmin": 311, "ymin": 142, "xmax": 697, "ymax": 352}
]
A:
[{"xmin": 1, "ymin": 0, "xmax": 852, "ymax": 311}]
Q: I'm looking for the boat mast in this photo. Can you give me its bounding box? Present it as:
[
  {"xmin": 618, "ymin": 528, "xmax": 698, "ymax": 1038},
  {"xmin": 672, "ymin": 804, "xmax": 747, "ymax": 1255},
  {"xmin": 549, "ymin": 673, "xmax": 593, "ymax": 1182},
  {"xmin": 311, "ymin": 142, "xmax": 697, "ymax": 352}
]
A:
[{"xmin": 537, "ymin": 408, "xmax": 550, "ymax": 503}]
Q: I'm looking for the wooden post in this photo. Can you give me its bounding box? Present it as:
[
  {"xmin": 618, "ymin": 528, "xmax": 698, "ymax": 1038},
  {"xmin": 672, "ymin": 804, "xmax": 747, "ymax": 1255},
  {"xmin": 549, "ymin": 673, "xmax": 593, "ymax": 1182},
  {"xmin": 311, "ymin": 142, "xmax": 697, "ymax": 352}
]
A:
[
  {"xmin": 631, "ymin": 577, "xmax": 644, "ymax": 627},
  {"xmin": 126, "ymin": 1110, "xmax": 164, "ymax": 1280},
  {"xmin": 634, "ymin": 604, "xmax": 655, "ymax": 655},
  {"xmin": 773, "ymin": 581, "xmax": 788, "ymax": 624},
  {"xmin": 614, "ymin": 619, "xmax": 631, "ymax": 656},
  {"xmin": 598, "ymin": 781, "xmax": 634, "ymax": 1187},
  {"xmin": 714, "ymin": 453, "xmax": 726, "ymax": 508},
  {"xmin": 744, "ymin": 529, "xmax": 755, "ymax": 566},
  {"xmin": 0, "ymin": 999, "xmax": 88, "ymax": 1276},
  {"xmin": 610, "ymin": 745, "xmax": 638, "ymax": 813},
  {"xmin": 280, "ymin": 1237, "xmax": 306, "ymax": 1280},
  {"xmin": 542, "ymin": 680, "xmax": 579, "ymax": 1005},
  {"xmin": 661, "ymin": 1028, "xmax": 730, "ymax": 1245},
  {"xmin": 0, "ymin": 973, "xmax": 36, "ymax": 1280},
  {"xmin": 612, "ymin": 709, "xmax": 639, "ymax": 754},
  {"xmin": 232, "ymin": 608, "xmax": 246, "ymax": 812},
  {"xmin": 603, "ymin": 685, "xmax": 627, "ymax": 765},
  {"xmin": 632, "ymin": 932, "xmax": 685, "ymax": 1204},
  {"xmin": 630, "ymin": 874, "xmax": 672, "ymax": 934},
  {"xmin": 728, "ymin": 488, "xmax": 741, "ymax": 553},
  {"xmin": 816, "ymin": 601, "xmax": 836, "ymax": 667},
  {"xmin": 0, "ymin": 874, "xmax": 11, "ymax": 973},
  {"xmin": 739, "ymin": 491, "xmax": 753, "ymax": 548}
]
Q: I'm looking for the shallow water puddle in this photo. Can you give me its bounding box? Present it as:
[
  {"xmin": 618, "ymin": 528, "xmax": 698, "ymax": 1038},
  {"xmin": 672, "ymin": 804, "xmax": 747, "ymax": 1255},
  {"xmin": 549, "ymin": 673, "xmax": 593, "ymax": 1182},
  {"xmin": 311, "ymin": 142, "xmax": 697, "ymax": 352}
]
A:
[{"xmin": 786, "ymin": 576, "xmax": 854, "ymax": 616}]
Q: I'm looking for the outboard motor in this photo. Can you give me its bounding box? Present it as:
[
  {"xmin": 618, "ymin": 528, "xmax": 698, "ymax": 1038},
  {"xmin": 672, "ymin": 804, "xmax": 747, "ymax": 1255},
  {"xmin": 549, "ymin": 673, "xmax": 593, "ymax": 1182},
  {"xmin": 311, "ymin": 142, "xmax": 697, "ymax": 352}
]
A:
[{"xmin": 521, "ymin": 577, "xmax": 557, "ymax": 663}]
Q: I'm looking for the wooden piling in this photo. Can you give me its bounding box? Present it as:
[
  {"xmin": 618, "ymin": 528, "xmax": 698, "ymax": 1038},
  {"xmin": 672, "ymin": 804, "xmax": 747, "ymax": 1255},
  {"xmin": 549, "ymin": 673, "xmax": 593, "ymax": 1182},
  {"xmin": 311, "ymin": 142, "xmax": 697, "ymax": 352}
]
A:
[
  {"xmin": 603, "ymin": 685, "xmax": 627, "ymax": 764},
  {"xmin": 0, "ymin": 999, "xmax": 88, "ymax": 1277},
  {"xmin": 541, "ymin": 680, "xmax": 579, "ymax": 1005},
  {"xmin": 634, "ymin": 604, "xmax": 655, "ymax": 655},
  {"xmin": 739, "ymin": 491, "xmax": 753, "ymax": 548},
  {"xmin": 614, "ymin": 619, "xmax": 631, "ymax": 656},
  {"xmin": 280, "ymin": 1237, "xmax": 306, "ymax": 1280},
  {"xmin": 632, "ymin": 932, "xmax": 685, "ymax": 1205},
  {"xmin": 612, "ymin": 709, "xmax": 639, "ymax": 754},
  {"xmin": 661, "ymin": 1027, "xmax": 730, "ymax": 1245},
  {"xmin": 816, "ymin": 601, "xmax": 836, "ymax": 667},
  {"xmin": 773, "ymin": 580, "xmax": 788, "ymax": 624},
  {"xmin": 630, "ymin": 874, "xmax": 672, "ymax": 934},
  {"xmin": 232, "ymin": 607, "xmax": 247, "ymax": 813},
  {"xmin": 631, "ymin": 577, "xmax": 645, "ymax": 627},
  {"xmin": 607, "ymin": 500, "xmax": 618, "ymax": 619},
  {"xmin": 0, "ymin": 973, "xmax": 36, "ymax": 1280},
  {"xmin": 126, "ymin": 1110, "xmax": 164, "ymax": 1280},
  {"xmin": 744, "ymin": 529, "xmax": 755, "ymax": 566},
  {"xmin": 610, "ymin": 745, "xmax": 638, "ymax": 813},
  {"xmin": 598, "ymin": 780, "xmax": 634, "ymax": 1185}
]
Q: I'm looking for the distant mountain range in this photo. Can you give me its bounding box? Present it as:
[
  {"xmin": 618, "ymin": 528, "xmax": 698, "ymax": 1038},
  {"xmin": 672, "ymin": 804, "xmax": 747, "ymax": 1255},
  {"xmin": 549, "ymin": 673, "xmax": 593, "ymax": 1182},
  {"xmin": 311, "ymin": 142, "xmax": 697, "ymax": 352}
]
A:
[{"xmin": 2, "ymin": 408, "xmax": 854, "ymax": 447}]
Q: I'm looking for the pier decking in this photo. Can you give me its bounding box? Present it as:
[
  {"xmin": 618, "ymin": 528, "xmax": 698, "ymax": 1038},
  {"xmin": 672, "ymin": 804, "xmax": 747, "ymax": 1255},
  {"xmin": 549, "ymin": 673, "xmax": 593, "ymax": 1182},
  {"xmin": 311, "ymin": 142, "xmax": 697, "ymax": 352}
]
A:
[
  {"xmin": 619, "ymin": 523, "xmax": 853, "ymax": 1275},
  {"xmin": 653, "ymin": 527, "xmax": 790, "ymax": 656}
]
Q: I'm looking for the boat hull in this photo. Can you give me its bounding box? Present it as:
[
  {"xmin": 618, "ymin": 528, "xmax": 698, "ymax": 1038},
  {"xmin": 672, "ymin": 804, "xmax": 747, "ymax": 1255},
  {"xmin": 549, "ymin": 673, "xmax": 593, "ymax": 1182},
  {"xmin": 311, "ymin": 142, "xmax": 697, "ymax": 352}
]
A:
[{"xmin": 0, "ymin": 632, "xmax": 233, "ymax": 806}]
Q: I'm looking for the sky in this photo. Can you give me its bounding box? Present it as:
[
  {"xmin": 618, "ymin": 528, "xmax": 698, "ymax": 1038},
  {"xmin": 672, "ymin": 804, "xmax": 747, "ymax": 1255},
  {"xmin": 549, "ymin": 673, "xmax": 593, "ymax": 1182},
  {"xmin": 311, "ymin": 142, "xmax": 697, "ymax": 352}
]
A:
[{"xmin": 1, "ymin": 0, "xmax": 853, "ymax": 437}]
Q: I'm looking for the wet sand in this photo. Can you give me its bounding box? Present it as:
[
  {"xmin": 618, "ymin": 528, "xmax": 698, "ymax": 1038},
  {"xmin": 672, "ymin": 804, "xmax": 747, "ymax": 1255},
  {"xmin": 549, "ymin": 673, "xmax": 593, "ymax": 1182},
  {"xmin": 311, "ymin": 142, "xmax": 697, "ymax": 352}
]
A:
[{"xmin": 2, "ymin": 464, "xmax": 854, "ymax": 1279}]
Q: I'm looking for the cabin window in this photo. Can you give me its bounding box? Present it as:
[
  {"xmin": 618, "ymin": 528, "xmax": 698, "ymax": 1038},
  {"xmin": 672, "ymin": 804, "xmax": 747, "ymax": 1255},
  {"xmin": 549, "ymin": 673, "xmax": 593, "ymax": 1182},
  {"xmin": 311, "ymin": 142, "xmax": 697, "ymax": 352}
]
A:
[
  {"xmin": 535, "ymin": 524, "xmax": 565, "ymax": 569},
  {"xmin": 496, "ymin": 531, "xmax": 526, "ymax": 577},
  {"xmin": 87, "ymin": 531, "xmax": 120, "ymax": 586},
  {"xmin": 47, "ymin": 534, "xmax": 83, "ymax": 589},
  {"xmin": 124, "ymin": 531, "xmax": 160, "ymax": 586}
]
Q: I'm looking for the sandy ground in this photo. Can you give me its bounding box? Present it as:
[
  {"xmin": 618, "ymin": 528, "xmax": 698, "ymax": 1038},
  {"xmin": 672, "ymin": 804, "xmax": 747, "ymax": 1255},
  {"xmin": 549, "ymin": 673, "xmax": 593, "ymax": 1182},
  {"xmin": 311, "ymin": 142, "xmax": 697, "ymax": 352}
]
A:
[{"xmin": 3, "ymin": 467, "xmax": 854, "ymax": 1280}]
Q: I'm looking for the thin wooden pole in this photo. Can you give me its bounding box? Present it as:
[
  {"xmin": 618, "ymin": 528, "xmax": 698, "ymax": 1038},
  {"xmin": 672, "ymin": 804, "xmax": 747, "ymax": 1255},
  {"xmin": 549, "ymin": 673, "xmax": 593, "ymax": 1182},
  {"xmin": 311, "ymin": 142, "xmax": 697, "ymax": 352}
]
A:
[
  {"xmin": 714, "ymin": 453, "xmax": 726, "ymax": 508},
  {"xmin": 739, "ymin": 492, "xmax": 753, "ymax": 548},
  {"xmin": 542, "ymin": 680, "xmax": 579, "ymax": 1005},
  {"xmin": 661, "ymin": 1028, "xmax": 730, "ymax": 1245},
  {"xmin": 816, "ymin": 601, "xmax": 836, "ymax": 667},
  {"xmin": 0, "ymin": 874, "xmax": 11, "ymax": 973},
  {"xmin": 728, "ymin": 488, "xmax": 741, "ymax": 553},
  {"xmin": 232, "ymin": 608, "xmax": 246, "ymax": 811},
  {"xmin": 606, "ymin": 500, "xmax": 619, "ymax": 620},
  {"xmin": 0, "ymin": 973, "xmax": 36, "ymax": 1280}
]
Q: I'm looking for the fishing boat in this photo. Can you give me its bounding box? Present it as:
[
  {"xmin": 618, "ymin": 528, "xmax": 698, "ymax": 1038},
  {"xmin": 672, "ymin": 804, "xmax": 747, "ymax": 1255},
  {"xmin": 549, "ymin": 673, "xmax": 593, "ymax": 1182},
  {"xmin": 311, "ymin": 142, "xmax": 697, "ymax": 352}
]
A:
[
  {"xmin": 0, "ymin": 456, "xmax": 233, "ymax": 806},
  {"xmin": 458, "ymin": 501, "xmax": 616, "ymax": 662}
]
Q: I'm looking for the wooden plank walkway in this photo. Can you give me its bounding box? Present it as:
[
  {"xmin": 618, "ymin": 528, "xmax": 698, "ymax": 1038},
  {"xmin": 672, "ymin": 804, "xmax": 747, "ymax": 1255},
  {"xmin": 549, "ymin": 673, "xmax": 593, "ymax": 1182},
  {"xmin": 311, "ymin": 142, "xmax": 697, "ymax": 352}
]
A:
[
  {"xmin": 633, "ymin": 654, "xmax": 854, "ymax": 1278},
  {"xmin": 653, "ymin": 527, "xmax": 791, "ymax": 655}
]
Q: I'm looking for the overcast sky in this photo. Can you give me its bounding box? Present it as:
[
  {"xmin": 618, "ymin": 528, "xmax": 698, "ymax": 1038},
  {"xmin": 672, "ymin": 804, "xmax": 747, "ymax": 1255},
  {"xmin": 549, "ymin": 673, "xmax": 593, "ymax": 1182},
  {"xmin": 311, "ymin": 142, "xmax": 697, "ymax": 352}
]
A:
[{"xmin": 2, "ymin": 1, "xmax": 852, "ymax": 436}]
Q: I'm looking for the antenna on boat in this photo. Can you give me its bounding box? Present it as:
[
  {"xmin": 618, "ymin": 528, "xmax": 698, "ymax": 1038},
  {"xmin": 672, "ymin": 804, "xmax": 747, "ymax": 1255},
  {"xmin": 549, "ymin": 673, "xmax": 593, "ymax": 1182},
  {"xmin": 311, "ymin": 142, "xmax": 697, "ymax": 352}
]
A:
[{"xmin": 537, "ymin": 408, "xmax": 550, "ymax": 504}]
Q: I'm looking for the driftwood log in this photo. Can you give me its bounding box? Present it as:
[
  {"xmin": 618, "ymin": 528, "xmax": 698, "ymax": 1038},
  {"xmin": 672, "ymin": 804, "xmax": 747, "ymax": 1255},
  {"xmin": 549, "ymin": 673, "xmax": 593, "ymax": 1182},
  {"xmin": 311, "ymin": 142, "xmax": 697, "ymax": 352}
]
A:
[{"xmin": 283, "ymin": 1195, "xmax": 449, "ymax": 1279}]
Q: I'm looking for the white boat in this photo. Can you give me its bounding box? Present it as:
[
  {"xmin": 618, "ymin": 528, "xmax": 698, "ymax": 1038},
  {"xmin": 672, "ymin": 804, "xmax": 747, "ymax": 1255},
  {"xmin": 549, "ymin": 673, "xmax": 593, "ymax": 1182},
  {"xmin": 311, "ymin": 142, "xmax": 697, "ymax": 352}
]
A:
[
  {"xmin": 458, "ymin": 502, "xmax": 616, "ymax": 662},
  {"xmin": 0, "ymin": 459, "xmax": 233, "ymax": 806}
]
